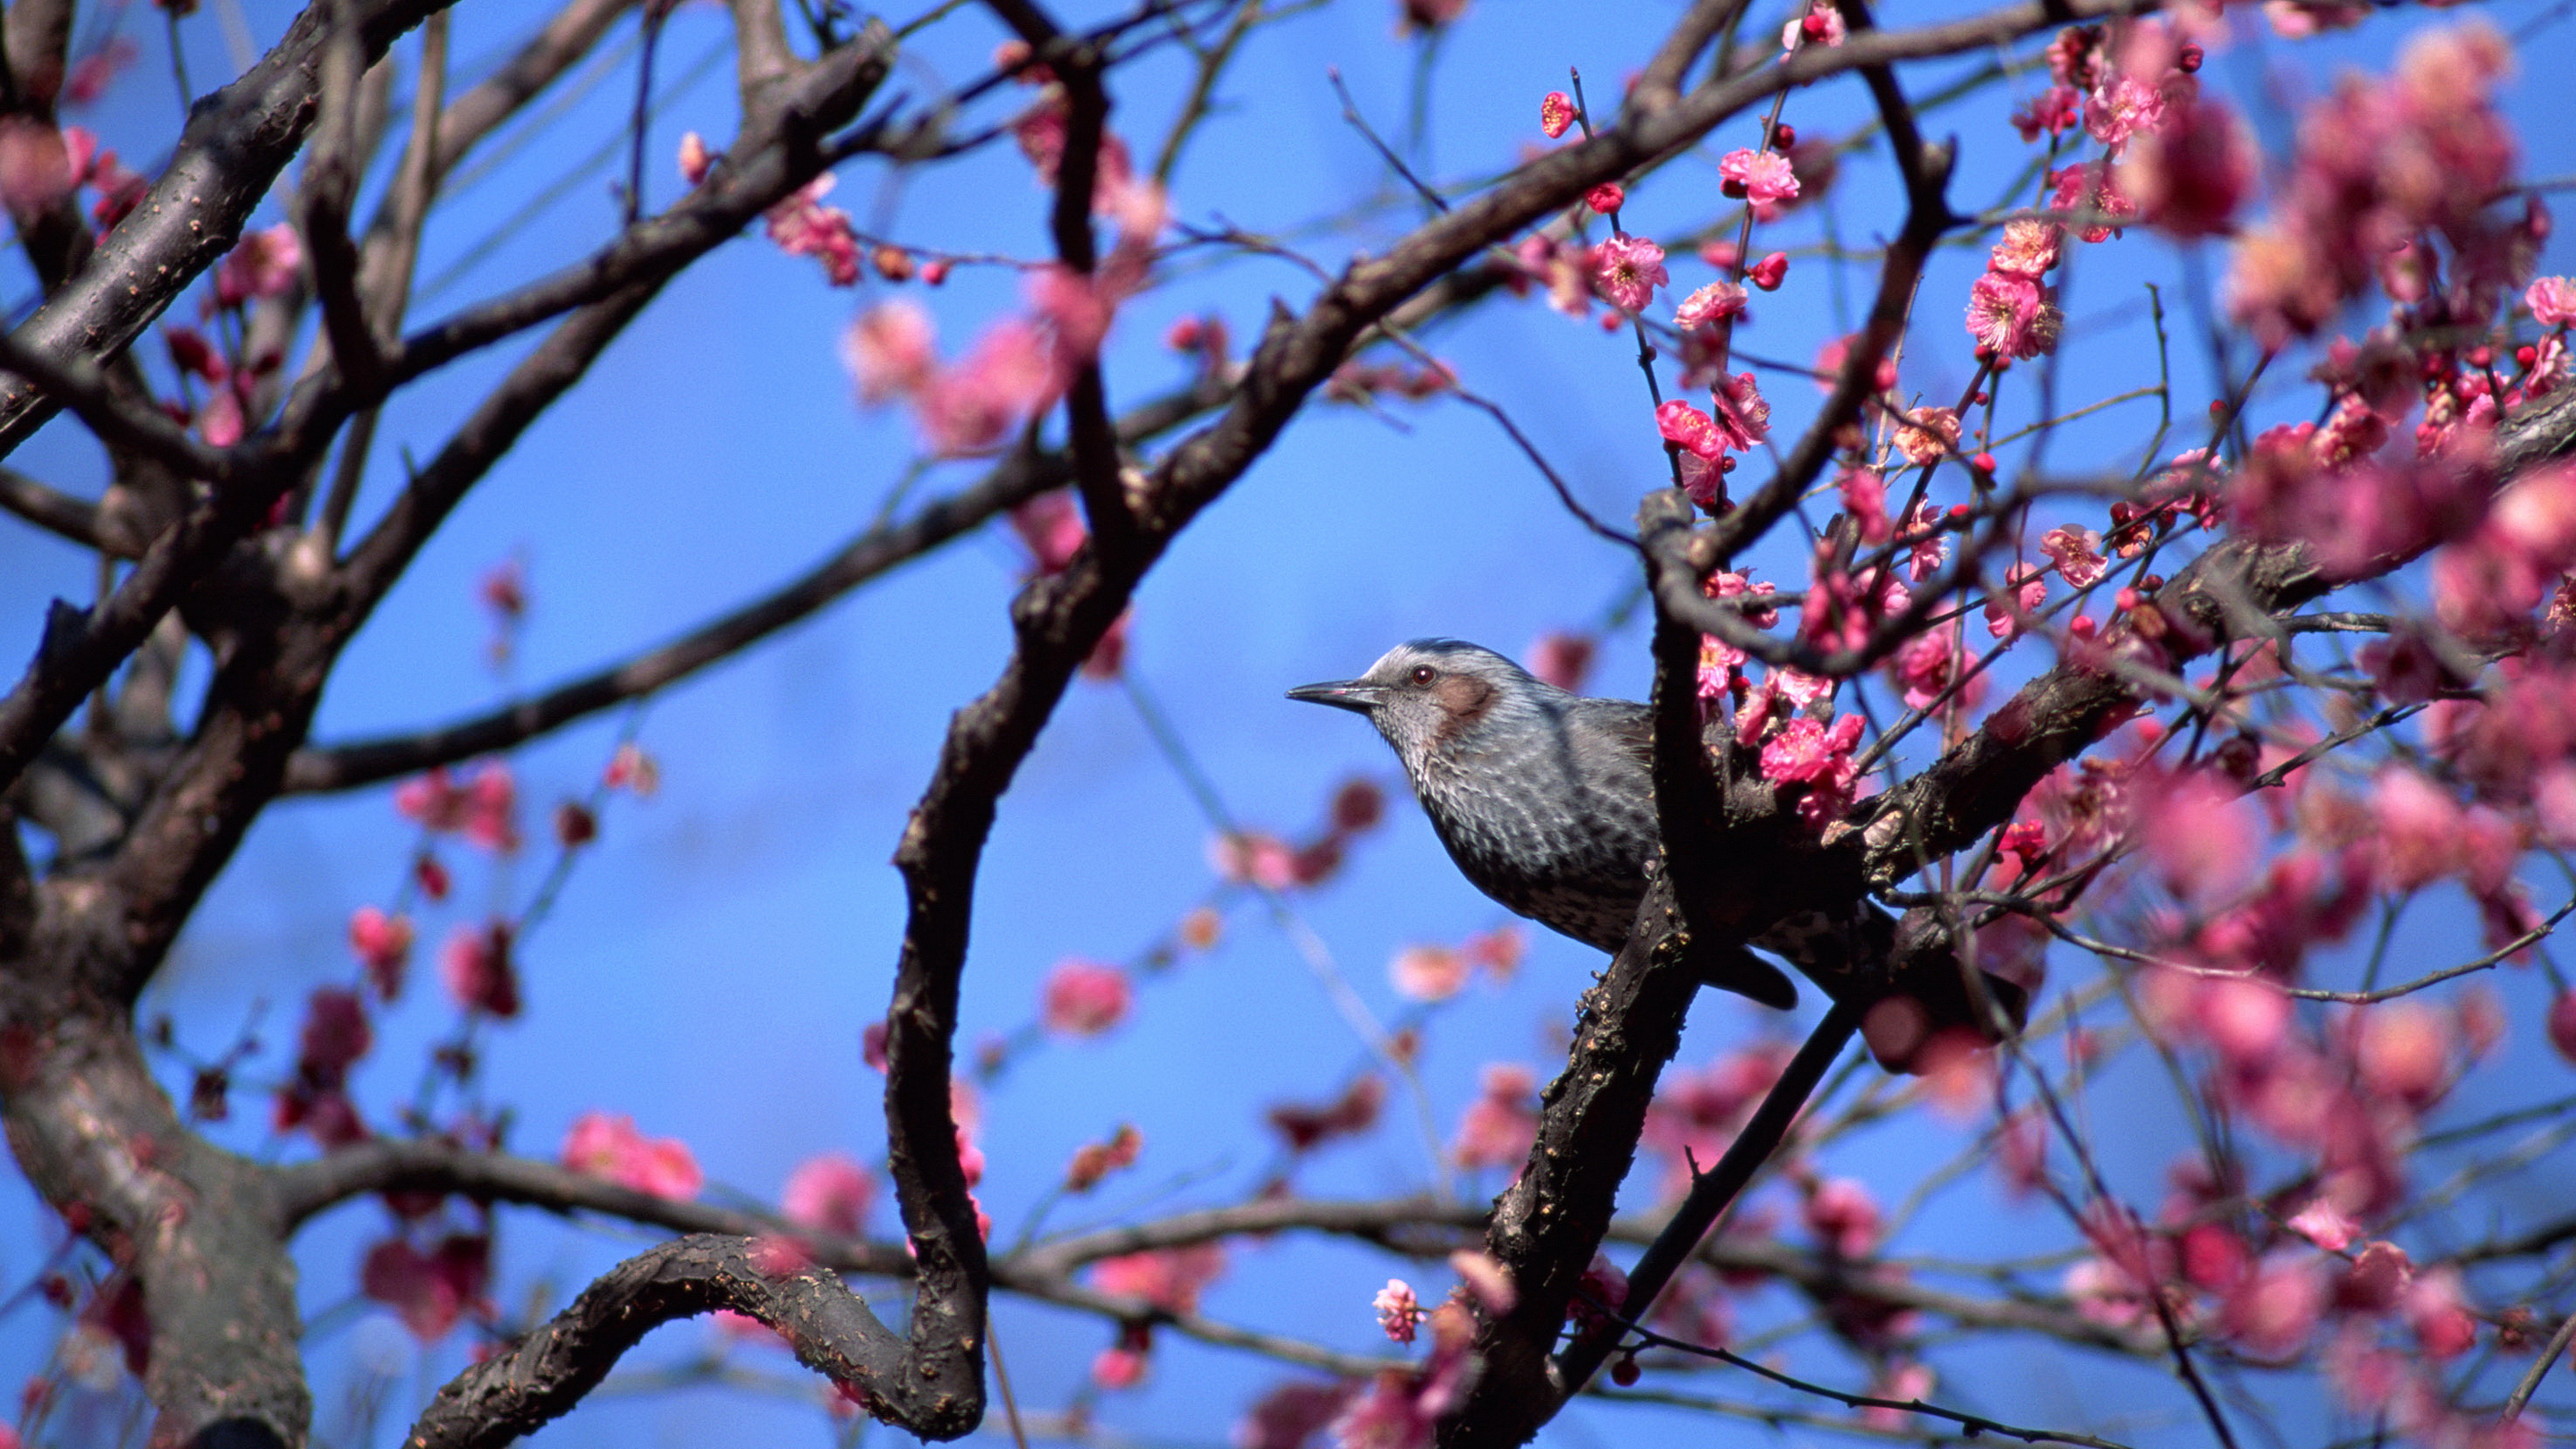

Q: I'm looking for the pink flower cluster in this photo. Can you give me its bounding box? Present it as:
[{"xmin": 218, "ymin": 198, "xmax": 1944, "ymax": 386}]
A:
[
  {"xmin": 1208, "ymin": 777, "xmax": 1387, "ymax": 894},
  {"xmin": 360, "ymin": 1233, "xmax": 491, "ymax": 1341},
  {"xmin": 1452, "ymin": 1063, "xmax": 1538, "ymax": 1171},
  {"xmin": 2228, "ymin": 22, "xmax": 2523, "ymax": 349},
  {"xmin": 1388, "ymin": 926, "xmax": 1522, "ymax": 1002},
  {"xmin": 395, "ymin": 762, "xmax": 521, "ymax": 854},
  {"xmin": 1040, "ymin": 959, "xmax": 1131, "ymax": 1037},
  {"xmin": 561, "ymin": 1110, "xmax": 704, "ymax": 1200},
  {"xmin": 1966, "ymin": 217, "xmax": 2066, "ymax": 363},
  {"xmin": 1658, "ymin": 371, "xmax": 1771, "ymax": 511}
]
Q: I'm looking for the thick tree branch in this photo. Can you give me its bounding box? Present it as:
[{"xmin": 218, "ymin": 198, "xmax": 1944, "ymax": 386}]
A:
[{"xmin": 401, "ymin": 1234, "xmax": 976, "ymax": 1449}]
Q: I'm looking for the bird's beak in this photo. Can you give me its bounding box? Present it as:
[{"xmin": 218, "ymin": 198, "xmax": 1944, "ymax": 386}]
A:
[{"xmin": 1285, "ymin": 679, "xmax": 1382, "ymax": 714}]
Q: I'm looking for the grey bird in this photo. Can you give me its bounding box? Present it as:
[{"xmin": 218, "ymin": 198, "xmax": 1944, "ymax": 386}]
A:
[{"xmin": 1288, "ymin": 639, "xmax": 1798, "ymax": 1009}]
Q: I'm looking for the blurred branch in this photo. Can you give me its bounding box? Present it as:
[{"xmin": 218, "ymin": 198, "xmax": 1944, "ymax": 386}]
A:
[{"xmin": 0, "ymin": 468, "xmax": 103, "ymax": 550}]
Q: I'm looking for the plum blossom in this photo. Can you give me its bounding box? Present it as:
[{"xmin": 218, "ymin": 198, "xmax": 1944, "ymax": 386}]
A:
[
  {"xmin": 439, "ymin": 921, "xmax": 520, "ymax": 1019},
  {"xmin": 1965, "ymin": 271, "xmax": 2063, "ymax": 360},
  {"xmin": 361, "ymin": 1234, "xmax": 490, "ymax": 1341},
  {"xmin": 214, "ymin": 225, "xmax": 302, "ymax": 308},
  {"xmin": 1894, "ymin": 407, "xmax": 1961, "ymax": 466},
  {"xmin": 1758, "ymin": 715, "xmax": 1865, "ymax": 826},
  {"xmin": 1373, "ymin": 1280, "xmax": 1422, "ymax": 1343},
  {"xmin": 676, "ymin": 131, "xmax": 711, "ymax": 184},
  {"xmin": 1589, "ymin": 235, "xmax": 1667, "ymax": 312},
  {"xmin": 1746, "ymin": 250, "xmax": 1790, "ymax": 291},
  {"xmin": 1091, "ymin": 1244, "xmax": 1226, "ymax": 1314},
  {"xmin": 913, "ymin": 318, "xmax": 1055, "ymax": 454},
  {"xmin": 1064, "ymin": 1123, "xmax": 1142, "ymax": 1191},
  {"xmin": 1989, "ymin": 218, "xmax": 2063, "ymax": 279},
  {"xmin": 763, "ymin": 174, "xmax": 860, "ymax": 286},
  {"xmin": 1802, "ymin": 1178, "xmax": 1882, "ymax": 1257},
  {"xmin": 562, "ymin": 1112, "xmax": 703, "ymax": 1199},
  {"xmin": 1982, "ymin": 562, "xmax": 2048, "ymax": 638},
  {"xmin": 348, "ymin": 906, "xmax": 412, "ymax": 1000},
  {"xmin": 1840, "ymin": 467, "xmax": 1889, "ymax": 544},
  {"xmin": 2121, "ymin": 95, "xmax": 2257, "ymax": 238},
  {"xmin": 1718, "ymin": 148, "xmax": 1799, "ymax": 206},
  {"xmin": 1539, "ymin": 91, "xmax": 1575, "ymax": 139},
  {"xmin": 842, "ymin": 301, "xmax": 936, "ymax": 403},
  {"xmin": 1674, "ymin": 279, "xmax": 1747, "ymax": 330},
  {"xmin": 2531, "ymin": 276, "xmax": 2576, "ymax": 326},
  {"xmin": 2041, "ymin": 525, "xmax": 2108, "ymax": 586},
  {"xmin": 1041, "ymin": 959, "xmax": 1131, "ymax": 1036},
  {"xmin": 783, "ymin": 1154, "xmax": 875, "ymax": 1236},
  {"xmin": 1527, "ymin": 632, "xmax": 1595, "ymax": 691},
  {"xmin": 1710, "ymin": 371, "xmax": 1772, "ymax": 451},
  {"xmin": 1453, "ymin": 1064, "xmax": 1538, "ymax": 1171},
  {"xmin": 1782, "ymin": 0, "xmax": 1845, "ymax": 51},
  {"xmin": 1391, "ymin": 945, "xmax": 1470, "ymax": 1002}
]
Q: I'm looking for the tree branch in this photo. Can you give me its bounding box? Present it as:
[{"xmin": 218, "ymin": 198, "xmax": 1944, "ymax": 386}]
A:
[{"xmin": 401, "ymin": 1234, "xmax": 978, "ymax": 1448}]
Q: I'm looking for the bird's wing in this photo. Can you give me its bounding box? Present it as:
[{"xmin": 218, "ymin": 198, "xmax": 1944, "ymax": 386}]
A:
[{"xmin": 1591, "ymin": 700, "xmax": 1659, "ymax": 773}]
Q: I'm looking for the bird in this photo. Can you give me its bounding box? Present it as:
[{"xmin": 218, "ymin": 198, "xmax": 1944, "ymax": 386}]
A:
[{"xmin": 1287, "ymin": 638, "xmax": 1799, "ymax": 1008}]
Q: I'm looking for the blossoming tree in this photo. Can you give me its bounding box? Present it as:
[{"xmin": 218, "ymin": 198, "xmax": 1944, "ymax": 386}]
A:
[{"xmin": 3, "ymin": 1, "xmax": 2576, "ymax": 1447}]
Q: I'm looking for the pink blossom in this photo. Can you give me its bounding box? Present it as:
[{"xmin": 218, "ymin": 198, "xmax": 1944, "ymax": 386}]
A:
[
  {"xmin": 783, "ymin": 1154, "xmax": 875, "ymax": 1236},
  {"xmin": 1840, "ymin": 467, "xmax": 1889, "ymax": 544},
  {"xmin": 1453, "ymin": 1063, "xmax": 1538, "ymax": 1171},
  {"xmin": 2041, "ymin": 525, "xmax": 2107, "ymax": 586},
  {"xmin": 2404, "ymin": 1268, "xmax": 2477, "ymax": 1360},
  {"xmin": 2122, "ymin": 95, "xmax": 2256, "ymax": 238},
  {"xmin": 1674, "ymin": 280, "xmax": 1747, "ymax": 330},
  {"xmin": 1782, "ymin": 0, "xmax": 1845, "ymax": 51},
  {"xmin": 2046, "ymin": 160, "xmax": 2136, "ymax": 242},
  {"xmin": 0, "ymin": 120, "xmax": 74, "ymax": 214},
  {"xmin": 1758, "ymin": 714, "xmax": 1864, "ymax": 825},
  {"xmin": 1746, "ymin": 250, "xmax": 1789, "ymax": 291},
  {"xmin": 1710, "ymin": 370, "xmax": 1771, "ymax": 452},
  {"xmin": 1009, "ymin": 489, "xmax": 1088, "ymax": 574},
  {"xmin": 2196, "ymin": 977, "xmax": 2291, "ymax": 1064},
  {"xmin": 1539, "ymin": 91, "xmax": 1575, "ymax": 140},
  {"xmin": 1041, "ymin": 959, "xmax": 1131, "ymax": 1036},
  {"xmin": 1656, "ymin": 398, "xmax": 1724, "ymax": 462},
  {"xmin": 1982, "ymin": 562, "xmax": 2047, "ymax": 639},
  {"xmin": 2548, "ymin": 989, "xmax": 2576, "ymax": 1063},
  {"xmin": 842, "ymin": 301, "xmax": 936, "ymax": 404},
  {"xmin": 676, "ymin": 131, "xmax": 711, "ymax": 185},
  {"xmin": 2220, "ymin": 1256, "xmax": 2325, "ymax": 1360},
  {"xmin": 1391, "ymin": 944, "xmax": 1470, "ymax": 1002},
  {"xmin": 2082, "ymin": 72, "xmax": 2167, "ymax": 149},
  {"xmin": 214, "ymin": 225, "xmax": 302, "ymax": 308},
  {"xmin": 913, "ymin": 318, "xmax": 1055, "ymax": 454},
  {"xmin": 1889, "ymin": 625, "xmax": 1979, "ymax": 712},
  {"xmin": 1211, "ymin": 829, "xmax": 1299, "ymax": 888},
  {"xmin": 1860, "ymin": 1362, "xmax": 1935, "ymax": 1429},
  {"xmin": 196, "ymin": 386, "xmax": 243, "ymax": 447},
  {"xmin": 2371, "ymin": 767, "xmax": 2463, "ymax": 892},
  {"xmin": 2530, "ymin": 276, "xmax": 2576, "ymax": 327},
  {"xmin": 439, "ymin": 921, "xmax": 520, "ymax": 1019},
  {"xmin": 1237, "ymin": 1382, "xmax": 1359, "ymax": 1449},
  {"xmin": 348, "ymin": 906, "xmax": 412, "ymax": 1000},
  {"xmin": 1526, "ymin": 632, "xmax": 1594, "ymax": 691},
  {"xmin": 1091, "ymin": 1345, "xmax": 1148, "ymax": 1389},
  {"xmin": 1802, "ymin": 1178, "xmax": 1881, "ymax": 1258},
  {"xmin": 1090, "ymin": 1243, "xmax": 1226, "ymax": 1314},
  {"xmin": 1717, "ymin": 148, "xmax": 1799, "ymax": 206},
  {"xmin": 1989, "ymin": 219, "xmax": 2063, "ymax": 278},
  {"xmin": 1374, "ymin": 1279, "xmax": 1423, "ymax": 1343},
  {"xmin": 1584, "ymin": 182, "xmax": 1624, "ymax": 215},
  {"xmin": 562, "ymin": 1111, "xmax": 704, "ymax": 1199},
  {"xmin": 1589, "ymin": 235, "xmax": 1667, "ymax": 313},
  {"xmin": 1431, "ymin": 1252, "xmax": 1513, "ymax": 1318},
  {"xmin": 2341, "ymin": 1241, "xmax": 2413, "ymax": 1313},
  {"xmin": 1894, "ymin": 407, "xmax": 1960, "ymax": 466},
  {"xmin": 2012, "ymin": 85, "xmax": 2082, "ymax": 142},
  {"xmin": 1965, "ymin": 271, "xmax": 2063, "ymax": 360},
  {"xmin": 2287, "ymin": 1197, "xmax": 2360, "ymax": 1252},
  {"xmin": 2354, "ymin": 1003, "xmax": 2450, "ymax": 1106},
  {"xmin": 2140, "ymin": 769, "xmax": 2261, "ymax": 907},
  {"xmin": 361, "ymin": 1234, "xmax": 490, "ymax": 1342},
  {"xmin": 762, "ymin": 174, "xmax": 860, "ymax": 285}
]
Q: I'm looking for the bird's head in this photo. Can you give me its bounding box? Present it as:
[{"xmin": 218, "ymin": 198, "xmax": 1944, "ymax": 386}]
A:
[{"xmin": 1285, "ymin": 639, "xmax": 1557, "ymax": 769}]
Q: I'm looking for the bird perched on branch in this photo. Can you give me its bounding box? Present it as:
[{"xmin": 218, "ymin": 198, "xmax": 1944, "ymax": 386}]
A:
[{"xmin": 1288, "ymin": 638, "xmax": 1800, "ymax": 1008}]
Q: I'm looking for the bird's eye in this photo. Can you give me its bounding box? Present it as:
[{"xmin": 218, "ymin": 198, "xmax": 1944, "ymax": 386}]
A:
[{"xmin": 1409, "ymin": 665, "xmax": 1437, "ymax": 686}]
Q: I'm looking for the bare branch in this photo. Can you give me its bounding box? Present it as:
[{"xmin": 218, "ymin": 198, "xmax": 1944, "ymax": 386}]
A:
[
  {"xmin": 402, "ymin": 1235, "xmax": 977, "ymax": 1448},
  {"xmin": 0, "ymin": 467, "xmax": 103, "ymax": 550}
]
